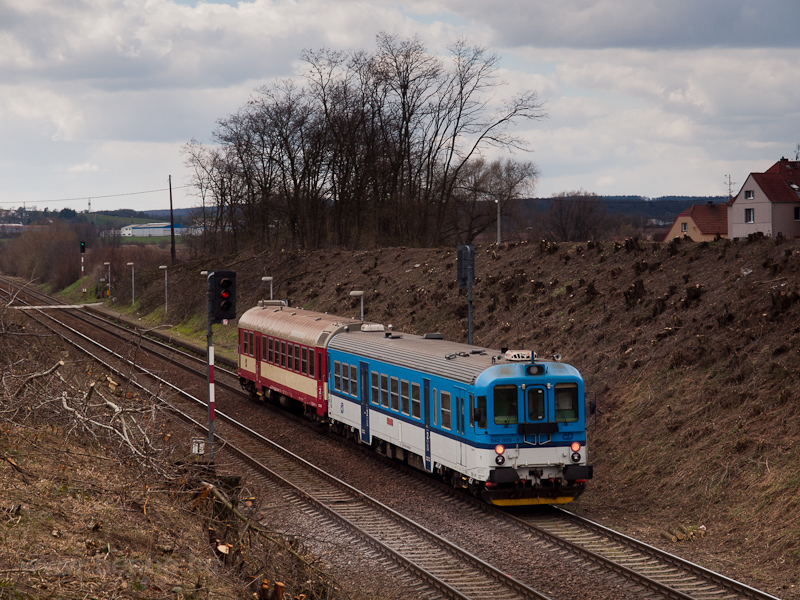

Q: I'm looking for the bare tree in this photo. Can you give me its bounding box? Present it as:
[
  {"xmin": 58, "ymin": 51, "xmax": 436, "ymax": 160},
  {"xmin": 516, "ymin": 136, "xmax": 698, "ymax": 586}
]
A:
[
  {"xmin": 448, "ymin": 158, "xmax": 539, "ymax": 244},
  {"xmin": 543, "ymin": 190, "xmax": 609, "ymax": 242},
  {"xmin": 186, "ymin": 33, "xmax": 547, "ymax": 250}
]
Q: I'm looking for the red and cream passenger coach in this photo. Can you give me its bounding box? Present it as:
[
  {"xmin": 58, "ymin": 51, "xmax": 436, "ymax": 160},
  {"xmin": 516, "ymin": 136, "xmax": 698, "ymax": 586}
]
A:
[{"xmin": 237, "ymin": 300, "xmax": 363, "ymax": 417}]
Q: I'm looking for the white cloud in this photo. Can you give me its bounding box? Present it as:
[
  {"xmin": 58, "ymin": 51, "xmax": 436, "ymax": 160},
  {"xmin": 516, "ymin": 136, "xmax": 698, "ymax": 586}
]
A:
[{"xmin": 0, "ymin": 0, "xmax": 798, "ymax": 211}]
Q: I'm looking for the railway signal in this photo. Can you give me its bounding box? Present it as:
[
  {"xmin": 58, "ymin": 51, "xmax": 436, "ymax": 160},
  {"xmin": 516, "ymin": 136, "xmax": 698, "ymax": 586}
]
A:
[{"xmin": 209, "ymin": 270, "xmax": 236, "ymax": 323}]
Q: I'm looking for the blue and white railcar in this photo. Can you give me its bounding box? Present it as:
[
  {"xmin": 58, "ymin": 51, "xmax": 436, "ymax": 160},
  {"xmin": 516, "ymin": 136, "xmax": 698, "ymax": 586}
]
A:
[{"xmin": 326, "ymin": 327, "xmax": 593, "ymax": 506}]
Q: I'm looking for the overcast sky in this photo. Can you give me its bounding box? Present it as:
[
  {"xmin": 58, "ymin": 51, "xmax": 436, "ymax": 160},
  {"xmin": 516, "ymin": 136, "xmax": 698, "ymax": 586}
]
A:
[{"xmin": 2, "ymin": 0, "xmax": 799, "ymax": 213}]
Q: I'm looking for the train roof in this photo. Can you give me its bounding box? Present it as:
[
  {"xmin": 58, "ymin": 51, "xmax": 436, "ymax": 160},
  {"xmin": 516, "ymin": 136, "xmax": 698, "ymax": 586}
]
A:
[
  {"xmin": 238, "ymin": 302, "xmax": 366, "ymax": 348},
  {"xmin": 328, "ymin": 329, "xmax": 577, "ymax": 386}
]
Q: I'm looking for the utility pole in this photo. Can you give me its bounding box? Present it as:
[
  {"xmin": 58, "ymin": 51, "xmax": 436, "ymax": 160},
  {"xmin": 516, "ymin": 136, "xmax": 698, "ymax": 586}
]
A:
[
  {"xmin": 724, "ymin": 174, "xmax": 737, "ymax": 201},
  {"xmin": 169, "ymin": 175, "xmax": 176, "ymax": 264}
]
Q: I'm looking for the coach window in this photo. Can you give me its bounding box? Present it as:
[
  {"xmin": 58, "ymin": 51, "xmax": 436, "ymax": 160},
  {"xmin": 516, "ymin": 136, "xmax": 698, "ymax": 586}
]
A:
[
  {"xmin": 411, "ymin": 383, "xmax": 421, "ymax": 419},
  {"xmin": 301, "ymin": 347, "xmax": 308, "ymax": 375},
  {"xmin": 494, "ymin": 385, "xmax": 518, "ymax": 425},
  {"xmin": 441, "ymin": 391, "xmax": 452, "ymax": 430},
  {"xmin": 293, "ymin": 344, "xmax": 300, "ymax": 371},
  {"xmin": 333, "ymin": 361, "xmax": 342, "ymax": 391},
  {"xmin": 555, "ymin": 383, "xmax": 579, "ymax": 423},
  {"xmin": 280, "ymin": 341, "xmax": 286, "ymax": 368},
  {"xmin": 432, "ymin": 389, "xmax": 438, "ymax": 425},
  {"xmin": 400, "ymin": 380, "xmax": 410, "ymax": 415},
  {"xmin": 340, "ymin": 364, "xmax": 347, "ymax": 395},
  {"xmin": 250, "ymin": 332, "xmax": 255, "ymax": 357},
  {"xmin": 268, "ymin": 338, "xmax": 273, "ymax": 363},
  {"xmin": 371, "ymin": 372, "xmax": 380, "ymax": 405},
  {"xmin": 287, "ymin": 344, "xmax": 294, "ymax": 370},
  {"xmin": 349, "ymin": 365, "xmax": 358, "ymax": 397},
  {"xmin": 380, "ymin": 374, "xmax": 389, "ymax": 408},
  {"xmin": 390, "ymin": 377, "xmax": 399, "ymax": 411},
  {"xmin": 310, "ymin": 351, "xmax": 316, "ymax": 378},
  {"xmin": 527, "ymin": 388, "xmax": 545, "ymax": 421},
  {"xmin": 262, "ymin": 337, "xmax": 267, "ymax": 362},
  {"xmin": 469, "ymin": 393, "xmax": 475, "ymax": 426}
]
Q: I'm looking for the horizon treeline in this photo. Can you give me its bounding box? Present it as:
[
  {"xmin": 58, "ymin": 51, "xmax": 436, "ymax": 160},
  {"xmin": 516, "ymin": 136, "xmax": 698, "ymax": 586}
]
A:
[{"xmin": 183, "ymin": 33, "xmax": 546, "ymax": 252}]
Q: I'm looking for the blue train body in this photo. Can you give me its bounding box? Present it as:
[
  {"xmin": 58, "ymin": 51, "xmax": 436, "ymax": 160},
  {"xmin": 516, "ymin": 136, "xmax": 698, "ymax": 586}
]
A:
[{"xmin": 239, "ymin": 302, "xmax": 593, "ymax": 506}]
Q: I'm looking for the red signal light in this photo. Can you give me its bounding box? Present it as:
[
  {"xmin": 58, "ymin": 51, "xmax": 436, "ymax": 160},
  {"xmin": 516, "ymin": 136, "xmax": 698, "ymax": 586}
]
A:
[{"xmin": 221, "ymin": 289, "xmax": 230, "ymax": 299}]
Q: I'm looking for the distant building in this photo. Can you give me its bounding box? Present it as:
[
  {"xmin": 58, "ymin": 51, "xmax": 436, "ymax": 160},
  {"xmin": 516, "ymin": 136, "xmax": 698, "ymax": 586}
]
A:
[
  {"xmin": 663, "ymin": 202, "xmax": 728, "ymax": 242},
  {"xmin": 120, "ymin": 223, "xmax": 186, "ymax": 237},
  {"xmin": 727, "ymin": 157, "xmax": 800, "ymax": 239}
]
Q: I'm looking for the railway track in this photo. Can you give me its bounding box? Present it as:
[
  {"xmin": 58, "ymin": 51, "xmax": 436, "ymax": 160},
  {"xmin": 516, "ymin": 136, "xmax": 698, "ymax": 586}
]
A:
[
  {"xmin": 0, "ymin": 277, "xmax": 783, "ymax": 600},
  {"xmin": 0, "ymin": 278, "xmax": 551, "ymax": 600}
]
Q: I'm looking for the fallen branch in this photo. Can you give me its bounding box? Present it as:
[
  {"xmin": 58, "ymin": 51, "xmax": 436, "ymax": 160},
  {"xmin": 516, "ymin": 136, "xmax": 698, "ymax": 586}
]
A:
[{"xmin": 13, "ymin": 360, "xmax": 64, "ymax": 398}]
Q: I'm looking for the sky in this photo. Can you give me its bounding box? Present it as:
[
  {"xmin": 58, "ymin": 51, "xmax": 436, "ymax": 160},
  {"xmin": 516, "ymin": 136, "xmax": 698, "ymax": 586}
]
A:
[{"xmin": 1, "ymin": 0, "xmax": 799, "ymax": 214}]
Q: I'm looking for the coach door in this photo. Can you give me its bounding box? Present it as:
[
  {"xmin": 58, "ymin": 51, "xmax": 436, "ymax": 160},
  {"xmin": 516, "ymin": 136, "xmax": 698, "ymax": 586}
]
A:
[
  {"xmin": 423, "ymin": 378, "xmax": 432, "ymax": 471},
  {"xmin": 455, "ymin": 387, "xmax": 468, "ymax": 466},
  {"xmin": 359, "ymin": 362, "xmax": 370, "ymax": 444}
]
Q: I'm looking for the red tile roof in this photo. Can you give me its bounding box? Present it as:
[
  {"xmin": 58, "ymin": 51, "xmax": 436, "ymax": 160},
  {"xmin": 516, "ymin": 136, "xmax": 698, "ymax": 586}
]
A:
[
  {"xmin": 677, "ymin": 203, "xmax": 728, "ymax": 235},
  {"xmin": 731, "ymin": 158, "xmax": 800, "ymax": 205}
]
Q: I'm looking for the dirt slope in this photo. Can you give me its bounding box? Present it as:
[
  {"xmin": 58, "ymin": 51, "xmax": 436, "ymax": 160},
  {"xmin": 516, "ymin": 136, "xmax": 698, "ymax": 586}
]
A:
[{"xmin": 132, "ymin": 235, "xmax": 800, "ymax": 597}]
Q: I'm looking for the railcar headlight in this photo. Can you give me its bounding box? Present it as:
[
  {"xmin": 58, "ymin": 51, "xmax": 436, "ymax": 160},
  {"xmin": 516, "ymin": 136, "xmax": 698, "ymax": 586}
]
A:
[
  {"xmin": 494, "ymin": 445, "xmax": 506, "ymax": 465},
  {"xmin": 570, "ymin": 442, "xmax": 582, "ymax": 463}
]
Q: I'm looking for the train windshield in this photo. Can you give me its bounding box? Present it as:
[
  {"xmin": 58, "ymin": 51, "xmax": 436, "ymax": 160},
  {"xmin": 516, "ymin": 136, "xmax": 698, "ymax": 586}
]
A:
[
  {"xmin": 554, "ymin": 383, "xmax": 579, "ymax": 422},
  {"xmin": 493, "ymin": 385, "xmax": 518, "ymax": 425}
]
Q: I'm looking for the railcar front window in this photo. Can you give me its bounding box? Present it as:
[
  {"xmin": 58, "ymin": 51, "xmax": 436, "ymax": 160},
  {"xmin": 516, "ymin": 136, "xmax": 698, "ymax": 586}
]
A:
[
  {"xmin": 527, "ymin": 388, "xmax": 545, "ymax": 421},
  {"xmin": 555, "ymin": 383, "xmax": 579, "ymax": 422},
  {"xmin": 476, "ymin": 395, "xmax": 487, "ymax": 429},
  {"xmin": 494, "ymin": 385, "xmax": 518, "ymax": 425}
]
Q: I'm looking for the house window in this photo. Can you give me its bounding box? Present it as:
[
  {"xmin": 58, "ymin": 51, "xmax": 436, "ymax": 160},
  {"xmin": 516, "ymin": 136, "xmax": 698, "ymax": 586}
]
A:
[
  {"xmin": 795, "ymin": 207, "xmax": 800, "ymax": 221},
  {"xmin": 745, "ymin": 208, "xmax": 754, "ymax": 224},
  {"xmin": 745, "ymin": 190, "xmax": 754, "ymax": 200},
  {"xmin": 681, "ymin": 222, "xmax": 687, "ymax": 232}
]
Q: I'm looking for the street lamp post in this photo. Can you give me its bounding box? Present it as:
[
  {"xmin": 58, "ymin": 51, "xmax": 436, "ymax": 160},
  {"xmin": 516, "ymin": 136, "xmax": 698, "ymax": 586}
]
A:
[
  {"xmin": 262, "ymin": 276, "xmax": 273, "ymax": 300},
  {"xmin": 127, "ymin": 262, "xmax": 134, "ymax": 305},
  {"xmin": 103, "ymin": 262, "xmax": 111, "ymax": 298},
  {"xmin": 350, "ymin": 290, "xmax": 364, "ymax": 321},
  {"xmin": 495, "ymin": 198, "xmax": 501, "ymax": 245},
  {"xmin": 159, "ymin": 265, "xmax": 168, "ymax": 314}
]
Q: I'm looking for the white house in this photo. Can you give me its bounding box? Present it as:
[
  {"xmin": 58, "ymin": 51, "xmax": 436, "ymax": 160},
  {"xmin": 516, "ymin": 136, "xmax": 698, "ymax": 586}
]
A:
[{"xmin": 728, "ymin": 158, "xmax": 800, "ymax": 239}]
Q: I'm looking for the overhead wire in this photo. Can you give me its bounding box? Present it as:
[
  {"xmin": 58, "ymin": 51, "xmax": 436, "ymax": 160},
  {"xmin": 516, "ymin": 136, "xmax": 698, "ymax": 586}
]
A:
[{"xmin": 0, "ymin": 185, "xmax": 191, "ymax": 206}]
